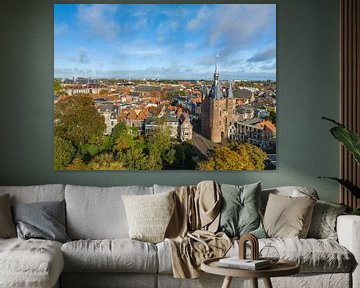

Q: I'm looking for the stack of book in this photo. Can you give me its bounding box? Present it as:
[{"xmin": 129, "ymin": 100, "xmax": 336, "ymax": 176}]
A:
[{"xmin": 218, "ymin": 257, "xmax": 271, "ymax": 270}]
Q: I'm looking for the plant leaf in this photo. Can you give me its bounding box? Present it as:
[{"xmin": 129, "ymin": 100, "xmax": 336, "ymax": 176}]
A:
[
  {"xmin": 318, "ymin": 177, "xmax": 360, "ymax": 198},
  {"xmin": 330, "ymin": 126, "xmax": 360, "ymax": 165},
  {"xmin": 321, "ymin": 116, "xmax": 344, "ymax": 127},
  {"xmin": 322, "ymin": 117, "xmax": 360, "ymax": 165}
]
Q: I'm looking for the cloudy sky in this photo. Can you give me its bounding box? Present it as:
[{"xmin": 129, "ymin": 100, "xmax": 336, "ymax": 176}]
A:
[{"xmin": 54, "ymin": 4, "xmax": 276, "ymax": 80}]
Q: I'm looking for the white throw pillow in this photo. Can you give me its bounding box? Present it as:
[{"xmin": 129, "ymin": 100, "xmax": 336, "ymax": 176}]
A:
[{"xmin": 122, "ymin": 191, "xmax": 175, "ymax": 243}]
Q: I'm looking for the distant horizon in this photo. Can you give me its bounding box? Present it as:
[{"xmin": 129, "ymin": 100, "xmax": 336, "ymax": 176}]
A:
[
  {"xmin": 54, "ymin": 4, "xmax": 276, "ymax": 81},
  {"xmin": 54, "ymin": 75, "xmax": 277, "ymax": 82},
  {"xmin": 54, "ymin": 76, "xmax": 276, "ymax": 82}
]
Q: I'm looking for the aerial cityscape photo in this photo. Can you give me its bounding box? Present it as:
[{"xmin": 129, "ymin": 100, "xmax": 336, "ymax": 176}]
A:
[{"xmin": 54, "ymin": 4, "xmax": 276, "ymax": 170}]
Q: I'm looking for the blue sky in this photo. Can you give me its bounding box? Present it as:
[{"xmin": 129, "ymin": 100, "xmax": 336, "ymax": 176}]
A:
[{"xmin": 54, "ymin": 4, "xmax": 276, "ymax": 80}]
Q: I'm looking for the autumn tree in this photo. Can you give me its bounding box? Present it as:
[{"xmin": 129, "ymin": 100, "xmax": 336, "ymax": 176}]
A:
[
  {"xmin": 117, "ymin": 146, "xmax": 150, "ymax": 170},
  {"xmin": 197, "ymin": 142, "xmax": 267, "ymax": 170},
  {"xmin": 66, "ymin": 157, "xmax": 88, "ymax": 170},
  {"xmin": 78, "ymin": 136, "xmax": 113, "ymax": 163},
  {"xmin": 54, "ymin": 79, "xmax": 65, "ymax": 97},
  {"xmin": 111, "ymin": 122, "xmax": 127, "ymax": 144},
  {"xmin": 113, "ymin": 128, "xmax": 136, "ymax": 153},
  {"xmin": 88, "ymin": 153, "xmax": 124, "ymax": 170},
  {"xmin": 267, "ymin": 108, "xmax": 276, "ymax": 124},
  {"xmin": 54, "ymin": 136, "xmax": 76, "ymax": 169},
  {"xmin": 54, "ymin": 95, "xmax": 106, "ymax": 146},
  {"xmin": 146, "ymin": 126, "xmax": 176, "ymax": 169}
]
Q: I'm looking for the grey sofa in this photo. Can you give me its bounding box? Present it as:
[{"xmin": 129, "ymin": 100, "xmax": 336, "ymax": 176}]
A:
[{"xmin": 0, "ymin": 184, "xmax": 359, "ymax": 288}]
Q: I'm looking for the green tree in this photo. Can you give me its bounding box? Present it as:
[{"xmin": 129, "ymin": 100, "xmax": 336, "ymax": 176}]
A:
[
  {"xmin": 54, "ymin": 79, "xmax": 65, "ymax": 97},
  {"xmin": 54, "ymin": 136, "xmax": 76, "ymax": 169},
  {"xmin": 267, "ymin": 108, "xmax": 276, "ymax": 124},
  {"xmin": 54, "ymin": 95, "xmax": 106, "ymax": 146},
  {"xmin": 198, "ymin": 142, "xmax": 267, "ymax": 170},
  {"xmin": 172, "ymin": 141, "xmax": 206, "ymax": 170},
  {"xmin": 67, "ymin": 157, "xmax": 88, "ymax": 170},
  {"xmin": 88, "ymin": 153, "xmax": 124, "ymax": 170},
  {"xmin": 111, "ymin": 122, "xmax": 127, "ymax": 144},
  {"xmin": 117, "ymin": 147, "xmax": 150, "ymax": 170},
  {"xmin": 146, "ymin": 126, "xmax": 175, "ymax": 169},
  {"xmin": 113, "ymin": 128, "xmax": 136, "ymax": 152},
  {"xmin": 232, "ymin": 143, "xmax": 267, "ymax": 170}
]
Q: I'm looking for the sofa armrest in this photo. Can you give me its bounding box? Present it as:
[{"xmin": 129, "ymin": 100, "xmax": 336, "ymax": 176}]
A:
[{"xmin": 337, "ymin": 215, "xmax": 360, "ymax": 288}]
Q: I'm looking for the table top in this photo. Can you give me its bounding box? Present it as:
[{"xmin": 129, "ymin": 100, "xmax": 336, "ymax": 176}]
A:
[{"xmin": 201, "ymin": 257, "xmax": 300, "ymax": 278}]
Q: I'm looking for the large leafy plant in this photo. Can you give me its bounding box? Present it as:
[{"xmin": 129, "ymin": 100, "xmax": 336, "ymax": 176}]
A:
[{"xmin": 319, "ymin": 117, "xmax": 360, "ymax": 199}]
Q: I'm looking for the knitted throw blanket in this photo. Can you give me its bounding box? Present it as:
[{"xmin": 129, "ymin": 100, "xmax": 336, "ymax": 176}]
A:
[{"xmin": 165, "ymin": 181, "xmax": 231, "ymax": 278}]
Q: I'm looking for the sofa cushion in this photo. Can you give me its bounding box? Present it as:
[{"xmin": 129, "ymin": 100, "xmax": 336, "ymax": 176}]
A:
[
  {"xmin": 218, "ymin": 182, "xmax": 266, "ymax": 238},
  {"xmin": 0, "ymin": 194, "xmax": 16, "ymax": 238},
  {"xmin": 122, "ymin": 191, "xmax": 175, "ymax": 243},
  {"xmin": 61, "ymin": 239, "xmax": 158, "ymax": 273},
  {"xmin": 234, "ymin": 238, "xmax": 353, "ymax": 273},
  {"xmin": 0, "ymin": 184, "xmax": 65, "ymax": 204},
  {"xmin": 261, "ymin": 186, "xmax": 319, "ymax": 212},
  {"xmin": 65, "ymin": 185, "xmax": 153, "ymax": 239},
  {"xmin": 0, "ymin": 238, "xmax": 64, "ymax": 288},
  {"xmin": 61, "ymin": 273, "xmax": 157, "ymax": 288},
  {"xmin": 263, "ymin": 194, "xmax": 316, "ymax": 238},
  {"xmin": 12, "ymin": 200, "xmax": 70, "ymax": 243},
  {"xmin": 153, "ymin": 184, "xmax": 177, "ymax": 194},
  {"xmin": 157, "ymin": 237, "xmax": 353, "ymax": 274},
  {"xmin": 307, "ymin": 200, "xmax": 347, "ymax": 240}
]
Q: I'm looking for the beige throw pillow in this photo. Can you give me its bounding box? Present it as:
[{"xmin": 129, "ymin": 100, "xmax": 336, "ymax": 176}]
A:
[
  {"xmin": 0, "ymin": 194, "xmax": 17, "ymax": 238},
  {"xmin": 122, "ymin": 191, "xmax": 175, "ymax": 243},
  {"xmin": 263, "ymin": 193, "xmax": 316, "ymax": 238}
]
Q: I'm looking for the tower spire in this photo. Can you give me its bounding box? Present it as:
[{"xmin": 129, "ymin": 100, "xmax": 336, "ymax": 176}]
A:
[
  {"xmin": 228, "ymin": 81, "xmax": 234, "ymax": 99},
  {"xmin": 214, "ymin": 54, "xmax": 219, "ymax": 81},
  {"xmin": 209, "ymin": 54, "xmax": 222, "ymax": 99}
]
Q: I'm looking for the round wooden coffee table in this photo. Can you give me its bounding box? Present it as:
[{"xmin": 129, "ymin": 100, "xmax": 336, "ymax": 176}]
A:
[{"xmin": 201, "ymin": 257, "xmax": 300, "ymax": 288}]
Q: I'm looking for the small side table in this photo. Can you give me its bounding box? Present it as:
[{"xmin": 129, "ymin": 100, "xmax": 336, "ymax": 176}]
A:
[{"xmin": 201, "ymin": 257, "xmax": 300, "ymax": 288}]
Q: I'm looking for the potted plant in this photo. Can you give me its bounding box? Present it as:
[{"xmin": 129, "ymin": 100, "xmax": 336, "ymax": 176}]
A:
[{"xmin": 320, "ymin": 117, "xmax": 360, "ymax": 215}]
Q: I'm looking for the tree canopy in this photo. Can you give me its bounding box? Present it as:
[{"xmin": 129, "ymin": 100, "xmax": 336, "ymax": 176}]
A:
[
  {"xmin": 54, "ymin": 80, "xmax": 65, "ymax": 97},
  {"xmin": 197, "ymin": 142, "xmax": 267, "ymax": 170},
  {"xmin": 55, "ymin": 95, "xmax": 106, "ymax": 145},
  {"xmin": 54, "ymin": 136, "xmax": 75, "ymax": 169}
]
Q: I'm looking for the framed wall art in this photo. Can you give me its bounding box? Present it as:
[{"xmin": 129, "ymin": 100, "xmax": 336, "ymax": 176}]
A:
[{"xmin": 54, "ymin": 4, "xmax": 276, "ymax": 170}]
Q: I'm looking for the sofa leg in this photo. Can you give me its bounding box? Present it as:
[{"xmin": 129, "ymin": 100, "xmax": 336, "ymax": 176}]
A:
[
  {"xmin": 263, "ymin": 277, "xmax": 273, "ymax": 288},
  {"xmin": 221, "ymin": 276, "xmax": 232, "ymax": 288}
]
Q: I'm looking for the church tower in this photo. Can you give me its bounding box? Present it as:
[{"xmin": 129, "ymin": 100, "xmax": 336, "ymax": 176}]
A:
[{"xmin": 201, "ymin": 56, "xmax": 236, "ymax": 143}]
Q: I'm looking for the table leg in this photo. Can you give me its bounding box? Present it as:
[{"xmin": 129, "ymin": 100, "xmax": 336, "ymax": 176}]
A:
[
  {"xmin": 263, "ymin": 277, "xmax": 273, "ymax": 288},
  {"xmin": 251, "ymin": 278, "xmax": 258, "ymax": 288},
  {"xmin": 221, "ymin": 276, "xmax": 233, "ymax": 288}
]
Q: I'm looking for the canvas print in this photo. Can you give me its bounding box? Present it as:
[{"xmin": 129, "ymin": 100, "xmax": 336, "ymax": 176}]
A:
[{"xmin": 54, "ymin": 4, "xmax": 276, "ymax": 170}]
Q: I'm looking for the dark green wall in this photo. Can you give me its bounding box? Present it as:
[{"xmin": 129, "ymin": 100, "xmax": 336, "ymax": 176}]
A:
[{"xmin": 0, "ymin": 0, "xmax": 340, "ymax": 202}]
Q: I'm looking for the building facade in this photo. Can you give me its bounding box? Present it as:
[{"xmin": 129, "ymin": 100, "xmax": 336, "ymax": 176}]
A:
[{"xmin": 200, "ymin": 59, "xmax": 236, "ymax": 143}]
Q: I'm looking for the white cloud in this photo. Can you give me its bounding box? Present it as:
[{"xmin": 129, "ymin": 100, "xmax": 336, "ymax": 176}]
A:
[
  {"xmin": 77, "ymin": 4, "xmax": 120, "ymax": 41},
  {"xmin": 185, "ymin": 42, "xmax": 197, "ymax": 50},
  {"xmin": 188, "ymin": 4, "xmax": 276, "ymax": 61},
  {"xmin": 156, "ymin": 20, "xmax": 179, "ymax": 42},
  {"xmin": 212, "ymin": 5, "xmax": 275, "ymax": 53},
  {"xmin": 54, "ymin": 23, "xmax": 68, "ymax": 35},
  {"xmin": 54, "ymin": 67, "xmax": 95, "ymax": 78},
  {"xmin": 78, "ymin": 48, "xmax": 90, "ymax": 63},
  {"xmin": 187, "ymin": 6, "xmax": 210, "ymax": 31},
  {"xmin": 247, "ymin": 46, "xmax": 276, "ymax": 62},
  {"xmin": 56, "ymin": 47, "xmax": 90, "ymax": 64},
  {"xmin": 260, "ymin": 62, "xmax": 276, "ymax": 71},
  {"xmin": 118, "ymin": 43, "xmax": 165, "ymax": 57}
]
